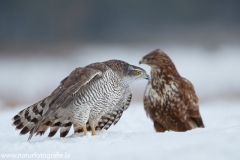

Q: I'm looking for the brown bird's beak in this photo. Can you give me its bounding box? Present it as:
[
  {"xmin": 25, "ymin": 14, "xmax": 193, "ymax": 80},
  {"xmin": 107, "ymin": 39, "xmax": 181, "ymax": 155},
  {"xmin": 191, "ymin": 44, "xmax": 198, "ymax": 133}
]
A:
[
  {"xmin": 145, "ymin": 74, "xmax": 150, "ymax": 80},
  {"xmin": 139, "ymin": 60, "xmax": 143, "ymax": 64}
]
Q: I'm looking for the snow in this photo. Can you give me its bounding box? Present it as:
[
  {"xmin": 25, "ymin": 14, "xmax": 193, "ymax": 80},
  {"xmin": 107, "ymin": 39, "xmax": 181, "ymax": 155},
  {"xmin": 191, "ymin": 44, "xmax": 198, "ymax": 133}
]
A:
[{"xmin": 1, "ymin": 100, "xmax": 240, "ymax": 160}]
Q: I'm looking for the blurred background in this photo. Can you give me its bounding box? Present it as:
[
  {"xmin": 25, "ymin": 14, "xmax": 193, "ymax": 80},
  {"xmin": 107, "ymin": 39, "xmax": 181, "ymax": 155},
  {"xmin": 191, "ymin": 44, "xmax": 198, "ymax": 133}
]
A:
[{"xmin": 0, "ymin": 0, "xmax": 240, "ymax": 108}]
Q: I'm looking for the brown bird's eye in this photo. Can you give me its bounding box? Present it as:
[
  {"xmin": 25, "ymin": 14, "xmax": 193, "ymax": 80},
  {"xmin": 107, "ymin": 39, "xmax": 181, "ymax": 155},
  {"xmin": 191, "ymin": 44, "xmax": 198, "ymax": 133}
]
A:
[
  {"xmin": 147, "ymin": 58, "xmax": 153, "ymax": 61},
  {"xmin": 136, "ymin": 70, "xmax": 141, "ymax": 75}
]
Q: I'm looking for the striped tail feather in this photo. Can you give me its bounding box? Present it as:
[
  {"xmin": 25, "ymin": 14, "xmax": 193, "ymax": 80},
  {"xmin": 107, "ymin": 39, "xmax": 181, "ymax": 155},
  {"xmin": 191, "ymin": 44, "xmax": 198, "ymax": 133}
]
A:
[
  {"xmin": 60, "ymin": 122, "xmax": 72, "ymax": 137},
  {"xmin": 123, "ymin": 94, "xmax": 132, "ymax": 111},
  {"xmin": 95, "ymin": 114, "xmax": 114, "ymax": 130},
  {"xmin": 95, "ymin": 93, "xmax": 132, "ymax": 131},
  {"xmin": 78, "ymin": 95, "xmax": 131, "ymax": 133},
  {"xmin": 95, "ymin": 105, "xmax": 125, "ymax": 131},
  {"xmin": 48, "ymin": 126, "xmax": 60, "ymax": 137},
  {"xmin": 33, "ymin": 119, "xmax": 73, "ymax": 138},
  {"xmin": 12, "ymin": 96, "xmax": 73, "ymax": 140},
  {"xmin": 12, "ymin": 97, "xmax": 49, "ymax": 136}
]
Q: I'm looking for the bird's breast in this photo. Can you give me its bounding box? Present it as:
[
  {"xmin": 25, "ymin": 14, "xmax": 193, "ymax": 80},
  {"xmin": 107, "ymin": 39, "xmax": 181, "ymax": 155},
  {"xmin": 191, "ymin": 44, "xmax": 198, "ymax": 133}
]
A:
[
  {"xmin": 145, "ymin": 79, "xmax": 179, "ymax": 109},
  {"xmin": 73, "ymin": 70, "xmax": 124, "ymax": 107}
]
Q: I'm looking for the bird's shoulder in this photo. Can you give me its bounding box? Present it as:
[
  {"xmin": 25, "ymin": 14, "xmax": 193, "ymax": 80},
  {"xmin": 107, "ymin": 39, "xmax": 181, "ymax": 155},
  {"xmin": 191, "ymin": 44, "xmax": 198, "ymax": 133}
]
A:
[
  {"xmin": 179, "ymin": 77, "xmax": 198, "ymax": 99},
  {"xmin": 174, "ymin": 76, "xmax": 199, "ymax": 111},
  {"xmin": 178, "ymin": 77, "xmax": 194, "ymax": 91},
  {"xmin": 61, "ymin": 62, "xmax": 113, "ymax": 88}
]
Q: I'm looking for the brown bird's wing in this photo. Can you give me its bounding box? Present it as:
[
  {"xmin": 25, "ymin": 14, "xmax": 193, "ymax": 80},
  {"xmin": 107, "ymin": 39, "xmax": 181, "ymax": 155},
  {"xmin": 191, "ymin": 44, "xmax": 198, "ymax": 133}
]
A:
[
  {"xmin": 94, "ymin": 85, "xmax": 133, "ymax": 131},
  {"xmin": 181, "ymin": 78, "xmax": 204, "ymax": 128}
]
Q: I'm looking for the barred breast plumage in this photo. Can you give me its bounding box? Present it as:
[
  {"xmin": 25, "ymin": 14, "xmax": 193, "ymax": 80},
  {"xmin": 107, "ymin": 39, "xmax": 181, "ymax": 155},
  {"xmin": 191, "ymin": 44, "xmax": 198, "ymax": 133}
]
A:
[
  {"xmin": 69, "ymin": 69, "xmax": 125, "ymax": 133},
  {"xmin": 12, "ymin": 59, "xmax": 149, "ymax": 140}
]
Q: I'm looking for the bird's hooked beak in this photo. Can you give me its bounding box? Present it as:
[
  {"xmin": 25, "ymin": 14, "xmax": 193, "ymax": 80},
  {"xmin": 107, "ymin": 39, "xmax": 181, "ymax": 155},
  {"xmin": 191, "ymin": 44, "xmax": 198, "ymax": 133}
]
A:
[
  {"xmin": 139, "ymin": 60, "xmax": 149, "ymax": 80},
  {"xmin": 145, "ymin": 74, "xmax": 150, "ymax": 80},
  {"xmin": 139, "ymin": 59, "xmax": 147, "ymax": 65}
]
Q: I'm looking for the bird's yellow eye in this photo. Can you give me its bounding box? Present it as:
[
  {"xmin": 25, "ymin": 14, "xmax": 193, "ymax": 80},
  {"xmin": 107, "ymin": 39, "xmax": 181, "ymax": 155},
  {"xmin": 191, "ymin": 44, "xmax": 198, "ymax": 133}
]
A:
[{"xmin": 136, "ymin": 70, "xmax": 141, "ymax": 75}]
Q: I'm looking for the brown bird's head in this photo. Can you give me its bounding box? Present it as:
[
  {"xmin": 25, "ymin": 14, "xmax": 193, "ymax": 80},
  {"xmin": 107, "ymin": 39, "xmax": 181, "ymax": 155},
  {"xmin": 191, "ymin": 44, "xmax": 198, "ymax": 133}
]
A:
[
  {"xmin": 139, "ymin": 49, "xmax": 180, "ymax": 76},
  {"xmin": 139, "ymin": 49, "xmax": 174, "ymax": 67}
]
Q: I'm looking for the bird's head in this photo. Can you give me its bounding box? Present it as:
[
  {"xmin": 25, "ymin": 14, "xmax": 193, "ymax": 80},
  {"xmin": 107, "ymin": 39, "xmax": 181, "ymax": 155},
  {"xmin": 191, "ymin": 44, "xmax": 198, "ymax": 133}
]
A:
[
  {"xmin": 125, "ymin": 64, "xmax": 149, "ymax": 82},
  {"xmin": 139, "ymin": 49, "xmax": 180, "ymax": 77},
  {"xmin": 139, "ymin": 49, "xmax": 173, "ymax": 68},
  {"xmin": 104, "ymin": 60, "xmax": 149, "ymax": 84}
]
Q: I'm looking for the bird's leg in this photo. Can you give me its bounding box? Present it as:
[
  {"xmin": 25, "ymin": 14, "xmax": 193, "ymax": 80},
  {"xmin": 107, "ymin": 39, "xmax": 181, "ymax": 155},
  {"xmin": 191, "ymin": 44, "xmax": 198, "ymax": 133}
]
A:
[
  {"xmin": 83, "ymin": 125, "xmax": 87, "ymax": 136},
  {"xmin": 89, "ymin": 117, "xmax": 97, "ymax": 136},
  {"xmin": 91, "ymin": 126, "xmax": 96, "ymax": 136}
]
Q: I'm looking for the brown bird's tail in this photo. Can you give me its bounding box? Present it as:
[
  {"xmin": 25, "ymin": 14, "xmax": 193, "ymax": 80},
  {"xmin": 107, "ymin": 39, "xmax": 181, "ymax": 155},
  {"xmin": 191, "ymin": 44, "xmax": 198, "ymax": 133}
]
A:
[{"xmin": 189, "ymin": 109, "xmax": 205, "ymax": 128}]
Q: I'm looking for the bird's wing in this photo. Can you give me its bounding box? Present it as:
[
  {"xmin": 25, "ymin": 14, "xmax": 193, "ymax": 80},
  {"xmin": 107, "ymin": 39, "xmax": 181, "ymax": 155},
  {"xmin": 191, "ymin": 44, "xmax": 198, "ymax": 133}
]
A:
[
  {"xmin": 181, "ymin": 78, "xmax": 204, "ymax": 128},
  {"xmin": 45, "ymin": 67, "xmax": 102, "ymax": 117},
  {"xmin": 95, "ymin": 85, "xmax": 133, "ymax": 130},
  {"xmin": 27, "ymin": 66, "xmax": 103, "ymax": 140}
]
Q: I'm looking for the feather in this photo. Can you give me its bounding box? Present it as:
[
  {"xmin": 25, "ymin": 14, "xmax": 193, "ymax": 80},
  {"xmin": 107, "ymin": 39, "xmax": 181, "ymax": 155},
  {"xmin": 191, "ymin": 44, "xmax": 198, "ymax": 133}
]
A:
[{"xmin": 141, "ymin": 49, "xmax": 204, "ymax": 132}]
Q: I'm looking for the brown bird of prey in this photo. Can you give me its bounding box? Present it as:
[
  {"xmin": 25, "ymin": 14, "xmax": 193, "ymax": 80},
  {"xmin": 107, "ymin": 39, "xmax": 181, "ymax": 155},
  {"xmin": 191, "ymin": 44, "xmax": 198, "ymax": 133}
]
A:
[{"xmin": 139, "ymin": 49, "xmax": 204, "ymax": 132}]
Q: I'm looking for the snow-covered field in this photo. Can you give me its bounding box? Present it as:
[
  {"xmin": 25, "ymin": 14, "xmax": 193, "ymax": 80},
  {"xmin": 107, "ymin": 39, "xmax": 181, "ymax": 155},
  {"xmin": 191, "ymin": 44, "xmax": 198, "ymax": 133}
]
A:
[
  {"xmin": 0, "ymin": 44, "xmax": 240, "ymax": 160},
  {"xmin": 0, "ymin": 100, "xmax": 240, "ymax": 160}
]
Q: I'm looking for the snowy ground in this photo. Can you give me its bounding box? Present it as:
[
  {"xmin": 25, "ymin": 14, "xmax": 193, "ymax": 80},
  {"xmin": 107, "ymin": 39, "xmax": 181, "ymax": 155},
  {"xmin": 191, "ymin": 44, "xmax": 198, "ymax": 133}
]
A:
[{"xmin": 0, "ymin": 100, "xmax": 240, "ymax": 160}]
